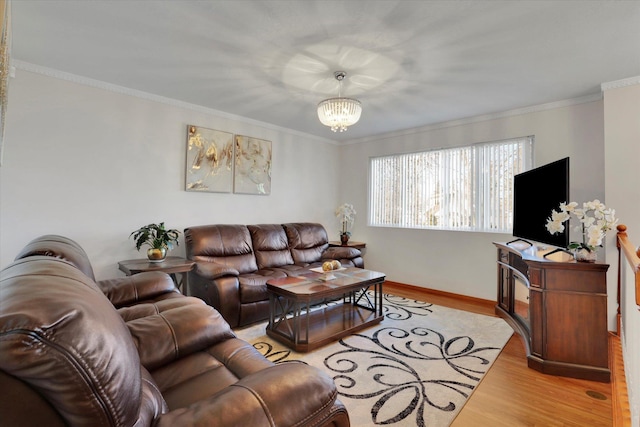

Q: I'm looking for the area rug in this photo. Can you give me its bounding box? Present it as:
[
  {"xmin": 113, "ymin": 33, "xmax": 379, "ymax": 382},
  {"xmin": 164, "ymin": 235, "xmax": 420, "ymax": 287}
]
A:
[{"xmin": 234, "ymin": 293, "xmax": 513, "ymax": 427}]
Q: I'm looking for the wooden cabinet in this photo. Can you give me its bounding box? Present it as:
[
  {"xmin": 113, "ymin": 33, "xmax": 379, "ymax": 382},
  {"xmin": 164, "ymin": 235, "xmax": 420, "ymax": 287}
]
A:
[{"xmin": 494, "ymin": 242, "xmax": 610, "ymax": 382}]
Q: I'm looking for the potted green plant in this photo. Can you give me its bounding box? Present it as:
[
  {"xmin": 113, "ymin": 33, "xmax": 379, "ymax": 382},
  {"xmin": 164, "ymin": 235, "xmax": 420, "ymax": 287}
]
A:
[{"xmin": 130, "ymin": 222, "xmax": 181, "ymax": 263}]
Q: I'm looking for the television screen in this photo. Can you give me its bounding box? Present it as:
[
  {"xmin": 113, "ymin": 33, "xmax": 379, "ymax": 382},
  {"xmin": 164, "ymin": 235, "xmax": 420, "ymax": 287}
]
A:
[{"xmin": 512, "ymin": 157, "xmax": 569, "ymax": 248}]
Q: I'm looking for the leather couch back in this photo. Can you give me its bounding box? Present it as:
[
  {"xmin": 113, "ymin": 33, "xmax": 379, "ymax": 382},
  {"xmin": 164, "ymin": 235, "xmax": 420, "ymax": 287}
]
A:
[
  {"xmin": 248, "ymin": 224, "xmax": 294, "ymax": 269},
  {"xmin": 283, "ymin": 223, "xmax": 330, "ymax": 264},
  {"xmin": 14, "ymin": 234, "xmax": 96, "ymax": 281},
  {"xmin": 185, "ymin": 223, "xmax": 332, "ymax": 271},
  {"xmin": 0, "ymin": 257, "xmax": 165, "ymax": 426},
  {"xmin": 184, "ymin": 224, "xmax": 258, "ymax": 274}
]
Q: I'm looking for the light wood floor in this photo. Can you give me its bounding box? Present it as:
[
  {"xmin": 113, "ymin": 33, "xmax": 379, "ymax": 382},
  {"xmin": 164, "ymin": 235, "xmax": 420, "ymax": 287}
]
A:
[{"xmin": 385, "ymin": 282, "xmax": 613, "ymax": 427}]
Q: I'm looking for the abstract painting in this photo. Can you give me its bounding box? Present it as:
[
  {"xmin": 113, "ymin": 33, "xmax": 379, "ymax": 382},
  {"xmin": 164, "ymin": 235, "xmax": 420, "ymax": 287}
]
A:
[
  {"xmin": 185, "ymin": 125, "xmax": 234, "ymax": 192},
  {"xmin": 0, "ymin": 0, "xmax": 11, "ymax": 166},
  {"xmin": 233, "ymin": 135, "xmax": 272, "ymax": 195}
]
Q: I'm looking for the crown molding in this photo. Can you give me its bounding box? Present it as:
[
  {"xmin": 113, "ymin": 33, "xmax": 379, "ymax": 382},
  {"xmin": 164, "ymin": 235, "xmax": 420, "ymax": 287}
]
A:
[
  {"xmin": 12, "ymin": 60, "xmax": 338, "ymax": 145},
  {"xmin": 601, "ymin": 76, "xmax": 640, "ymax": 92},
  {"xmin": 344, "ymin": 92, "xmax": 603, "ymax": 145}
]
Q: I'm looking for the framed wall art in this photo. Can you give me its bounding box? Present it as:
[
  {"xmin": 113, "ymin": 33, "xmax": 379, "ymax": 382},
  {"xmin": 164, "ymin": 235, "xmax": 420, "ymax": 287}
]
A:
[
  {"xmin": 0, "ymin": 0, "xmax": 11, "ymax": 166},
  {"xmin": 185, "ymin": 125, "xmax": 234, "ymax": 193},
  {"xmin": 233, "ymin": 135, "xmax": 272, "ymax": 195}
]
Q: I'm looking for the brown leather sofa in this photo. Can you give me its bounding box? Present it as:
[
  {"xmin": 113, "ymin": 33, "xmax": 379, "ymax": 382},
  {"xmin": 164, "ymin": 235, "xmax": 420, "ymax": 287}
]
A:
[
  {"xmin": 185, "ymin": 222, "xmax": 364, "ymax": 328},
  {"xmin": 0, "ymin": 236, "xmax": 350, "ymax": 427}
]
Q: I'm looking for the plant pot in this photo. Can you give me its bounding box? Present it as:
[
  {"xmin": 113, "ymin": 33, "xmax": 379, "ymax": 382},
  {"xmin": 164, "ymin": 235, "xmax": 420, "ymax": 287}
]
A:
[
  {"xmin": 147, "ymin": 247, "xmax": 167, "ymax": 263},
  {"xmin": 340, "ymin": 233, "xmax": 350, "ymax": 245},
  {"xmin": 573, "ymin": 248, "xmax": 597, "ymax": 263}
]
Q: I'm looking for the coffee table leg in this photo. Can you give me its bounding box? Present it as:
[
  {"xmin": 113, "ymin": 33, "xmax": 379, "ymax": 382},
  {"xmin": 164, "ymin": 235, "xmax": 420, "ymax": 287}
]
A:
[{"xmin": 268, "ymin": 293, "xmax": 275, "ymax": 331}]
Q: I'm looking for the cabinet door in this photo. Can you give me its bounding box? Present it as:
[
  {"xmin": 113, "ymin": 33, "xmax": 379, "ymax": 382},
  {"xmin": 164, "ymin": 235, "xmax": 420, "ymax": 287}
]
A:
[
  {"xmin": 529, "ymin": 288, "xmax": 543, "ymax": 357},
  {"xmin": 498, "ymin": 265, "xmax": 510, "ymax": 310},
  {"xmin": 497, "ymin": 249, "xmax": 510, "ymax": 310},
  {"xmin": 544, "ymin": 292, "xmax": 608, "ymax": 368}
]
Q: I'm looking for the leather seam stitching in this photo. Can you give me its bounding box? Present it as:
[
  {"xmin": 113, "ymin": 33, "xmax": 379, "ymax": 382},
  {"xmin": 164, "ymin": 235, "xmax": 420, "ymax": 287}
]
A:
[{"xmin": 158, "ymin": 313, "xmax": 179, "ymax": 360}]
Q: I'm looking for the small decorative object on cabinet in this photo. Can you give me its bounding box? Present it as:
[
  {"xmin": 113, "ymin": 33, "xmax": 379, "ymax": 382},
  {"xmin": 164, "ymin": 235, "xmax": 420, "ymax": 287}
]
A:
[
  {"xmin": 340, "ymin": 232, "xmax": 350, "ymax": 245},
  {"xmin": 335, "ymin": 203, "xmax": 356, "ymax": 245},
  {"xmin": 494, "ymin": 240, "xmax": 610, "ymax": 382},
  {"xmin": 545, "ymin": 199, "xmax": 617, "ymax": 263},
  {"xmin": 130, "ymin": 222, "xmax": 181, "ymax": 263}
]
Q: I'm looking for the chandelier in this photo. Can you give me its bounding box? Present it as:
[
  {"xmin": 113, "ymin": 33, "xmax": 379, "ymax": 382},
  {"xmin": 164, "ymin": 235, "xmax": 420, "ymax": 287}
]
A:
[{"xmin": 317, "ymin": 71, "xmax": 362, "ymax": 132}]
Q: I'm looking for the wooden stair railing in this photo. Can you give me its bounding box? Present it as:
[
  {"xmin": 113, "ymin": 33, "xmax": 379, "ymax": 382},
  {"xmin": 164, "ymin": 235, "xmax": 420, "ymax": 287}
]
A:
[
  {"xmin": 617, "ymin": 224, "xmax": 640, "ymax": 308},
  {"xmin": 613, "ymin": 224, "xmax": 639, "ymax": 427}
]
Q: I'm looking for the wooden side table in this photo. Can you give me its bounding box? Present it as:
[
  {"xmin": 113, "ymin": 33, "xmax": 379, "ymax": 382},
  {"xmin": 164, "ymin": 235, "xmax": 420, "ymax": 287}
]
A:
[
  {"xmin": 328, "ymin": 241, "xmax": 366, "ymax": 249},
  {"xmin": 118, "ymin": 256, "xmax": 195, "ymax": 294}
]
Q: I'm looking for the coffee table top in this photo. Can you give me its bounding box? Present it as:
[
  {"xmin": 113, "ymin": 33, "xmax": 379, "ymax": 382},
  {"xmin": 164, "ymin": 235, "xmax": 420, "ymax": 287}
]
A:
[{"xmin": 267, "ymin": 267, "xmax": 385, "ymax": 299}]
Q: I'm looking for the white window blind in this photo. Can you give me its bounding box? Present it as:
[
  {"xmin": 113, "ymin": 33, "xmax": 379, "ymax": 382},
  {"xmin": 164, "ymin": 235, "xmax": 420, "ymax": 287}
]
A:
[{"xmin": 369, "ymin": 136, "xmax": 533, "ymax": 232}]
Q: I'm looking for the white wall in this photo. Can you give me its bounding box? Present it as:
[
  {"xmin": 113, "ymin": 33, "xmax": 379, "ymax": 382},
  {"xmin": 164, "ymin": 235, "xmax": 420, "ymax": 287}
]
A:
[
  {"xmin": 604, "ymin": 81, "xmax": 640, "ymax": 427},
  {"xmin": 339, "ymin": 100, "xmax": 606, "ymax": 304},
  {"xmin": 0, "ymin": 69, "xmax": 341, "ymax": 279}
]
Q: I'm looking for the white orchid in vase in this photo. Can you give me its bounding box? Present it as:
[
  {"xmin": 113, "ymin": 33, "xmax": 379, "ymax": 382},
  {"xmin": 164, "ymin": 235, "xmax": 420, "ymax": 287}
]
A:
[
  {"xmin": 335, "ymin": 203, "xmax": 356, "ymax": 243},
  {"xmin": 545, "ymin": 199, "xmax": 617, "ymax": 261}
]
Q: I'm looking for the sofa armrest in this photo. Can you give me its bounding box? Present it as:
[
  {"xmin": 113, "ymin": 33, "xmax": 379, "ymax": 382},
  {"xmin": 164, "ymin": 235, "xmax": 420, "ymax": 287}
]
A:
[
  {"xmin": 97, "ymin": 271, "xmax": 179, "ymax": 308},
  {"xmin": 193, "ymin": 261, "xmax": 239, "ymax": 279},
  {"xmin": 322, "ymin": 246, "xmax": 361, "ymax": 260},
  {"xmin": 126, "ymin": 302, "xmax": 235, "ymax": 371},
  {"xmin": 188, "ymin": 262, "xmax": 242, "ymax": 327},
  {"xmin": 155, "ymin": 362, "xmax": 344, "ymax": 427}
]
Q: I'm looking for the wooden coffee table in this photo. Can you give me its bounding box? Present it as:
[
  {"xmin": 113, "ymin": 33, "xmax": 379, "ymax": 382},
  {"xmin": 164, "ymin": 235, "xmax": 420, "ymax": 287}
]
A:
[{"xmin": 266, "ymin": 267, "xmax": 385, "ymax": 352}]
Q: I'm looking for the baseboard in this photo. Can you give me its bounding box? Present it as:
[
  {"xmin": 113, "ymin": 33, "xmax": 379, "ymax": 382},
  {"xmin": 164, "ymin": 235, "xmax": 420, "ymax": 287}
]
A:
[
  {"xmin": 383, "ymin": 280, "xmax": 496, "ymax": 311},
  {"xmin": 609, "ymin": 332, "xmax": 632, "ymax": 426}
]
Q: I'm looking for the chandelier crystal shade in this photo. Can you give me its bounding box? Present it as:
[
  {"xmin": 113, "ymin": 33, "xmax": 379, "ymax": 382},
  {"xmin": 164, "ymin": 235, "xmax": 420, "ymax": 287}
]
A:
[{"xmin": 317, "ymin": 71, "xmax": 362, "ymax": 132}]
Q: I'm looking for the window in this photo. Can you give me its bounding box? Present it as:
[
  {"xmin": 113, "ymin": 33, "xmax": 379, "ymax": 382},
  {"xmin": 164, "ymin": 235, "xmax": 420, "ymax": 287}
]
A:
[{"xmin": 369, "ymin": 136, "xmax": 533, "ymax": 232}]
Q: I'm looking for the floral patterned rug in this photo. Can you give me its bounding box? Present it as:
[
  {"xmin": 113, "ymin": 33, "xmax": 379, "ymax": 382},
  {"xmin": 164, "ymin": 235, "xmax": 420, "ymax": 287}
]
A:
[{"xmin": 234, "ymin": 293, "xmax": 513, "ymax": 427}]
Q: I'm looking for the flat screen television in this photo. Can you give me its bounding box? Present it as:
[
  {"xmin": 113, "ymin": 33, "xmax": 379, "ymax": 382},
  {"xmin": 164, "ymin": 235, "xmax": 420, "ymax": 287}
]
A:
[{"xmin": 512, "ymin": 157, "xmax": 569, "ymax": 248}]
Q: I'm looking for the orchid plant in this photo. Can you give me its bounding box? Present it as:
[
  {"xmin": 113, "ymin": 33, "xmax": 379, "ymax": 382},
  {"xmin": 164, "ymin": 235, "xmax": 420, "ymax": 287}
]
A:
[
  {"xmin": 335, "ymin": 203, "xmax": 356, "ymax": 237},
  {"xmin": 545, "ymin": 199, "xmax": 617, "ymax": 253}
]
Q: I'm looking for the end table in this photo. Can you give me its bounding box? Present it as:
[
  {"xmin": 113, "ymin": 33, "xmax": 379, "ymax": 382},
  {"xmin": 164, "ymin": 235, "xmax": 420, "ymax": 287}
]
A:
[
  {"xmin": 118, "ymin": 256, "xmax": 195, "ymax": 294},
  {"xmin": 328, "ymin": 241, "xmax": 366, "ymax": 249}
]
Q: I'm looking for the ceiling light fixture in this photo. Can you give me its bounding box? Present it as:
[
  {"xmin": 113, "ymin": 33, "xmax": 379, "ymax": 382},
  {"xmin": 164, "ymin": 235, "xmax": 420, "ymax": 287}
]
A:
[{"xmin": 317, "ymin": 71, "xmax": 362, "ymax": 133}]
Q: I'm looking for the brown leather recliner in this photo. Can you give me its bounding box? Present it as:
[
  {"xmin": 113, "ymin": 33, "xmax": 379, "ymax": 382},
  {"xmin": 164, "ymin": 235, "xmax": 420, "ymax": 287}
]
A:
[
  {"xmin": 14, "ymin": 234, "xmax": 183, "ymax": 308},
  {"xmin": 185, "ymin": 222, "xmax": 364, "ymax": 328},
  {"xmin": 0, "ymin": 255, "xmax": 350, "ymax": 426}
]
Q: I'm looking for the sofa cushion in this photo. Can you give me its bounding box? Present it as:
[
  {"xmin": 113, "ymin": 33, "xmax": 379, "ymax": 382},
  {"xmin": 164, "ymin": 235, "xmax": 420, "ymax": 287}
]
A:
[
  {"xmin": 239, "ymin": 270, "xmax": 286, "ymax": 304},
  {"xmin": 185, "ymin": 225, "xmax": 258, "ymax": 274},
  {"xmin": 248, "ymin": 224, "xmax": 294, "ymax": 269},
  {"xmin": 0, "ymin": 257, "xmax": 153, "ymax": 426},
  {"xmin": 117, "ymin": 297, "xmax": 205, "ymax": 322},
  {"xmin": 153, "ymin": 338, "xmax": 274, "ymax": 409},
  {"xmin": 283, "ymin": 223, "xmax": 330, "ymax": 264},
  {"xmin": 158, "ymin": 362, "xmax": 340, "ymax": 427},
  {"xmin": 126, "ymin": 299, "xmax": 235, "ymax": 371}
]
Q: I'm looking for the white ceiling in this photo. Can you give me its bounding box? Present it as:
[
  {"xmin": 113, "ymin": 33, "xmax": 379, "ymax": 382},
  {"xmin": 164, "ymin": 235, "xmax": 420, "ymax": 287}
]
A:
[{"xmin": 9, "ymin": 0, "xmax": 640, "ymax": 142}]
